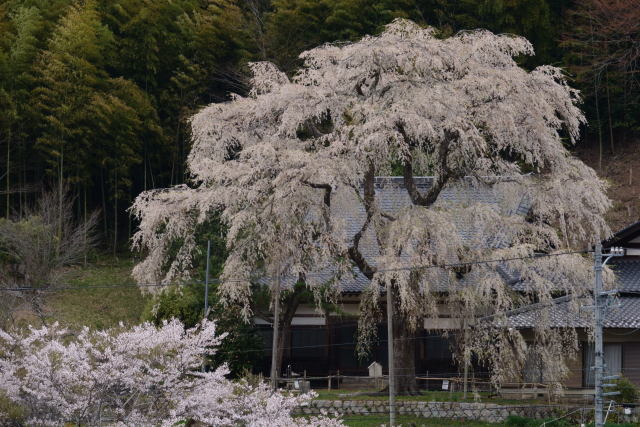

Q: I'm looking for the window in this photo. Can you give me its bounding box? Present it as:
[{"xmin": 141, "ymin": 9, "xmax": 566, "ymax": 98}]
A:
[{"xmin": 584, "ymin": 343, "xmax": 622, "ymax": 387}]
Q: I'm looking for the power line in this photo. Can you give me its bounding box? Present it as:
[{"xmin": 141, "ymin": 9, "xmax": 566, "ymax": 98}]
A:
[{"xmin": 366, "ymin": 249, "xmax": 591, "ymax": 274}]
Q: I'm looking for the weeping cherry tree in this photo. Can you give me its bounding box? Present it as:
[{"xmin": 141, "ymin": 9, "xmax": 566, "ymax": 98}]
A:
[{"xmin": 131, "ymin": 19, "xmax": 611, "ymax": 393}]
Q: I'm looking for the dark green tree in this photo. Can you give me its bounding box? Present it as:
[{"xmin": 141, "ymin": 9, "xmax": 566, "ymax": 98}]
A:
[
  {"xmin": 0, "ymin": 5, "xmax": 44, "ymax": 218},
  {"xmin": 265, "ymin": 0, "xmax": 421, "ymax": 72}
]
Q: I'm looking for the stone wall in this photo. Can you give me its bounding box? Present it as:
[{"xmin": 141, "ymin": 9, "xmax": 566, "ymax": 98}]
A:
[{"xmin": 297, "ymin": 400, "xmax": 640, "ymax": 424}]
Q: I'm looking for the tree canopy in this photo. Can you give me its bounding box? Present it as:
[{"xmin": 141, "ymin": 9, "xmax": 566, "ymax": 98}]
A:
[
  {"xmin": 132, "ymin": 19, "xmax": 611, "ymax": 390},
  {"xmin": 0, "ymin": 319, "xmax": 343, "ymax": 426}
]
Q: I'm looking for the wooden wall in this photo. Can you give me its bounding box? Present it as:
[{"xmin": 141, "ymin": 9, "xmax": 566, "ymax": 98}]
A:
[
  {"xmin": 623, "ymin": 342, "xmax": 640, "ymax": 385},
  {"xmin": 564, "ymin": 346, "xmax": 582, "ymax": 388}
]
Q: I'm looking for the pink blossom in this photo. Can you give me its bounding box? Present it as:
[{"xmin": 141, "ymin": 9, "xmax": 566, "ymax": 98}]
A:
[{"xmin": 0, "ymin": 320, "xmax": 342, "ymax": 426}]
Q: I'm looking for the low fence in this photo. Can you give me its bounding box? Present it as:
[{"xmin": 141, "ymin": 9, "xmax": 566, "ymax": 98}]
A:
[{"xmin": 272, "ymin": 374, "xmax": 551, "ymax": 397}]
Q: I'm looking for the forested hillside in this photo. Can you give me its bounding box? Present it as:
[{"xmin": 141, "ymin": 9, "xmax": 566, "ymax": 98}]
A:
[{"xmin": 1, "ymin": 0, "xmax": 638, "ymax": 250}]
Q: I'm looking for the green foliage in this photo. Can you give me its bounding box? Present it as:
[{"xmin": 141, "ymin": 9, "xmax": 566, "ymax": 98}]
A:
[
  {"xmin": 0, "ymin": 0, "xmax": 251, "ymax": 248},
  {"xmin": 49, "ymin": 257, "xmax": 148, "ymax": 329},
  {"xmin": 613, "ymin": 376, "xmax": 640, "ymax": 403},
  {"xmin": 0, "ymin": 0, "xmax": 636, "ymax": 251},
  {"xmin": 143, "ymin": 282, "xmax": 262, "ymax": 378},
  {"xmin": 0, "ymin": 391, "xmax": 26, "ymax": 426},
  {"xmin": 505, "ymin": 415, "xmax": 571, "ymax": 427},
  {"xmin": 264, "ymin": 0, "xmax": 562, "ymax": 73}
]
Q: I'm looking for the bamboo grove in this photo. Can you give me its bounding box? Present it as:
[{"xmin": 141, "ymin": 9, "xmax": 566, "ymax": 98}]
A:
[{"xmin": 1, "ymin": 0, "xmax": 638, "ymax": 250}]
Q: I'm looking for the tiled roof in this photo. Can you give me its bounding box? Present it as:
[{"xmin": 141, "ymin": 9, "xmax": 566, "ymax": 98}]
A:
[
  {"xmin": 315, "ymin": 176, "xmax": 527, "ymax": 293},
  {"xmin": 507, "ymin": 296, "xmax": 640, "ymax": 329},
  {"xmin": 264, "ymin": 268, "xmax": 372, "ymax": 294},
  {"xmin": 610, "ymin": 258, "xmax": 640, "ymax": 293},
  {"xmin": 504, "ymin": 256, "xmax": 640, "ymax": 329}
]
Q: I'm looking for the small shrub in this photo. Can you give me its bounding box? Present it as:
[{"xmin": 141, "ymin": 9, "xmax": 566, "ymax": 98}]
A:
[
  {"xmin": 613, "ymin": 376, "xmax": 639, "ymax": 403},
  {"xmin": 0, "ymin": 391, "xmax": 25, "ymax": 425},
  {"xmin": 143, "ymin": 283, "xmax": 263, "ymax": 377},
  {"xmin": 505, "ymin": 415, "xmax": 571, "ymax": 427}
]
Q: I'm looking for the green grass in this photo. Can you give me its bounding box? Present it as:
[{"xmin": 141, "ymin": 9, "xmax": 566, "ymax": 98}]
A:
[
  {"xmin": 47, "ymin": 256, "xmax": 148, "ymax": 329},
  {"xmin": 314, "ymin": 390, "xmax": 541, "ymax": 406},
  {"xmin": 341, "ymin": 415, "xmax": 498, "ymax": 426},
  {"xmin": 339, "ymin": 415, "xmax": 637, "ymax": 427}
]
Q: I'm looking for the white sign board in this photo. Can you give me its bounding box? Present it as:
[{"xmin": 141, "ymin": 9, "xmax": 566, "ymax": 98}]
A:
[
  {"xmin": 368, "ymin": 361, "xmax": 383, "ymax": 378},
  {"xmin": 442, "ymin": 380, "xmax": 449, "ymax": 390}
]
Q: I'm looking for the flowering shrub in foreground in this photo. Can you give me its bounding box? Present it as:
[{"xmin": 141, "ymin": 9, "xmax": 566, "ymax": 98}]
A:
[{"xmin": 0, "ymin": 319, "xmax": 343, "ymax": 426}]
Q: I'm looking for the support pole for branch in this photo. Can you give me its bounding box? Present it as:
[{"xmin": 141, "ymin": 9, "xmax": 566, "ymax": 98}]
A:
[
  {"xmin": 386, "ymin": 282, "xmax": 396, "ymax": 426},
  {"xmin": 463, "ymin": 317, "xmax": 470, "ymax": 400},
  {"xmin": 204, "ymin": 240, "xmax": 211, "ymax": 315},
  {"xmin": 271, "ymin": 264, "xmax": 281, "ymax": 391}
]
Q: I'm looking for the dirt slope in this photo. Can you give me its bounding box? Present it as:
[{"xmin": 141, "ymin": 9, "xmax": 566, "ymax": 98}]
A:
[{"xmin": 575, "ymin": 140, "xmax": 640, "ymax": 233}]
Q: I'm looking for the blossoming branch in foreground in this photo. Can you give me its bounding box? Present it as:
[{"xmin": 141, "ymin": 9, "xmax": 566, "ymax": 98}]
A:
[{"xmin": 0, "ymin": 319, "xmax": 343, "ymax": 426}]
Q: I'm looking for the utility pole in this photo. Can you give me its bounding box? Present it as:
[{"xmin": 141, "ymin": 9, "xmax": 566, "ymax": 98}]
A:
[
  {"xmin": 204, "ymin": 240, "xmax": 211, "ymax": 315},
  {"xmin": 386, "ymin": 282, "xmax": 396, "ymax": 427},
  {"xmin": 462, "ymin": 317, "xmax": 470, "ymax": 400},
  {"xmin": 271, "ymin": 263, "xmax": 281, "ymax": 391},
  {"xmin": 594, "ymin": 243, "xmax": 604, "ymax": 427},
  {"xmin": 201, "ymin": 240, "xmax": 212, "ymax": 373},
  {"xmin": 593, "ymin": 243, "xmax": 624, "ymax": 427}
]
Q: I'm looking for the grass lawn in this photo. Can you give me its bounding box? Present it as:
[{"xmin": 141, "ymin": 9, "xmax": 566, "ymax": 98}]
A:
[
  {"xmin": 47, "ymin": 256, "xmax": 148, "ymax": 329},
  {"xmin": 339, "ymin": 415, "xmax": 637, "ymax": 426},
  {"xmin": 341, "ymin": 415, "xmax": 497, "ymax": 426}
]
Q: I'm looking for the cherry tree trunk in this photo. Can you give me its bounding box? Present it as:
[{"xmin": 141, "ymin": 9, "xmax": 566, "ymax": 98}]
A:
[
  {"xmin": 275, "ymin": 285, "xmax": 306, "ymax": 377},
  {"xmin": 387, "ymin": 283, "xmax": 419, "ymax": 395},
  {"xmin": 392, "ymin": 307, "xmax": 419, "ymax": 394},
  {"xmin": 276, "ymin": 320, "xmax": 291, "ymax": 377}
]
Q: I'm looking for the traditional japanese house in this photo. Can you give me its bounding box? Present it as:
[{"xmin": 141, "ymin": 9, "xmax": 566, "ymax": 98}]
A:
[
  {"xmin": 254, "ymin": 177, "xmax": 640, "ymax": 390},
  {"xmin": 507, "ymin": 222, "xmax": 640, "ymax": 388},
  {"xmin": 254, "ymin": 175, "xmax": 529, "ymax": 382}
]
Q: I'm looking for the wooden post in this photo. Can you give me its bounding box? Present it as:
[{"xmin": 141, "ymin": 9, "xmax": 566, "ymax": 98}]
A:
[
  {"xmin": 386, "ymin": 283, "xmax": 396, "ymax": 426},
  {"xmin": 463, "ymin": 317, "xmax": 470, "ymax": 399},
  {"xmin": 270, "ymin": 263, "xmax": 281, "ymax": 391}
]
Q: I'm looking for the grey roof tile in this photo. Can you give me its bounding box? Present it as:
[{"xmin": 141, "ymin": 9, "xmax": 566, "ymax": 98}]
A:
[
  {"xmin": 506, "ymin": 296, "xmax": 640, "ymax": 329},
  {"xmin": 610, "ymin": 258, "xmax": 640, "ymax": 293},
  {"xmin": 327, "ymin": 176, "xmax": 526, "ymax": 293},
  {"xmin": 263, "ymin": 177, "xmax": 528, "ymax": 294}
]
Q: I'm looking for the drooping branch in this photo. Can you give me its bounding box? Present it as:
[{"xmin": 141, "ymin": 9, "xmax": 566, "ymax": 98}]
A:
[
  {"xmin": 348, "ymin": 164, "xmax": 376, "ymax": 280},
  {"xmin": 355, "ymin": 69, "xmax": 380, "ymax": 97},
  {"xmin": 133, "ymin": 19, "xmax": 611, "ymax": 391}
]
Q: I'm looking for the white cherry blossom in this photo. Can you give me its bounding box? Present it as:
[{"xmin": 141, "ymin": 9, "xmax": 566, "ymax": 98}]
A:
[
  {"xmin": 0, "ymin": 320, "xmax": 343, "ymax": 426},
  {"xmin": 131, "ymin": 19, "xmax": 611, "ymax": 388}
]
